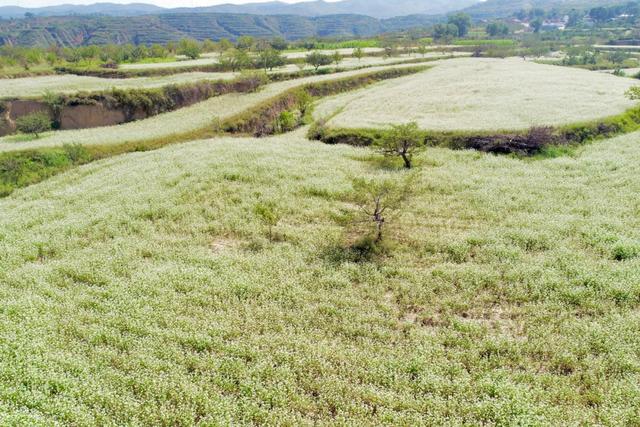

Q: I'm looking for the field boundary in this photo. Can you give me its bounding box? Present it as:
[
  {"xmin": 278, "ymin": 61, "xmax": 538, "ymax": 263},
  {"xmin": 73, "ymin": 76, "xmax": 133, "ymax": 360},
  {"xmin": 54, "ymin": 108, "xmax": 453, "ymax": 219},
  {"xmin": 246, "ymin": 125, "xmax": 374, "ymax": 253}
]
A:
[
  {"xmin": 310, "ymin": 103, "xmax": 640, "ymax": 156},
  {"xmin": 0, "ymin": 74, "xmax": 268, "ymax": 137},
  {"xmin": 54, "ymin": 54, "xmax": 452, "ymax": 79}
]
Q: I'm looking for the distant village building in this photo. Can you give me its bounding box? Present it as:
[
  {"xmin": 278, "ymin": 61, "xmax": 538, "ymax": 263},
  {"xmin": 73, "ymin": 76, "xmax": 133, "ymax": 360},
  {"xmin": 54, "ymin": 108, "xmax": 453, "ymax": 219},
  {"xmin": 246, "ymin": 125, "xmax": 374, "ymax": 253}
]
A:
[
  {"xmin": 541, "ymin": 20, "xmax": 566, "ymax": 31},
  {"xmin": 542, "ymin": 15, "xmax": 568, "ymax": 31}
]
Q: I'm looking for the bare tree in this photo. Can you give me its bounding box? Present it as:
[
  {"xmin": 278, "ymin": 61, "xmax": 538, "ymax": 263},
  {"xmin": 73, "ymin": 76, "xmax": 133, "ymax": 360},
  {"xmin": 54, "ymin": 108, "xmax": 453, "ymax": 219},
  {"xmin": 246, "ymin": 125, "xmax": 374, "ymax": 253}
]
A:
[{"xmin": 351, "ymin": 176, "xmax": 413, "ymax": 244}]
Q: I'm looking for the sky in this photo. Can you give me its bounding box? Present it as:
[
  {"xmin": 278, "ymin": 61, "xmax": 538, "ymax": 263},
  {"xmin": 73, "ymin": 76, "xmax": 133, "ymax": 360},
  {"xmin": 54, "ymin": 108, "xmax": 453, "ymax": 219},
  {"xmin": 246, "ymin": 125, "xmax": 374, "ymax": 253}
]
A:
[{"xmin": 1, "ymin": 0, "xmax": 337, "ymax": 7}]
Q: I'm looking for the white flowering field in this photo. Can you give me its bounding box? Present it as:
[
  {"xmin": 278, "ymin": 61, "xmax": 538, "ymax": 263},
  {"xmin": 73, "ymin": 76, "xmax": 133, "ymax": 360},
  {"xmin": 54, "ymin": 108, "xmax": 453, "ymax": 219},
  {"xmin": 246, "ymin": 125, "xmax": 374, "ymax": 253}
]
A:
[
  {"xmin": 0, "ymin": 126, "xmax": 639, "ymax": 424},
  {"xmin": 316, "ymin": 58, "xmax": 638, "ymax": 131},
  {"xmin": 0, "ymin": 71, "xmax": 238, "ymax": 99}
]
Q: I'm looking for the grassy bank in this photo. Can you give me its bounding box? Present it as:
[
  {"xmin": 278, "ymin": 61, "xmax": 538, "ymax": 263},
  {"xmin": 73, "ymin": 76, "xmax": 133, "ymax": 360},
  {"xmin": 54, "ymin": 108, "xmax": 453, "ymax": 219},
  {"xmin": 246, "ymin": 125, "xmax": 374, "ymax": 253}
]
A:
[{"xmin": 311, "ymin": 102, "xmax": 640, "ymax": 155}]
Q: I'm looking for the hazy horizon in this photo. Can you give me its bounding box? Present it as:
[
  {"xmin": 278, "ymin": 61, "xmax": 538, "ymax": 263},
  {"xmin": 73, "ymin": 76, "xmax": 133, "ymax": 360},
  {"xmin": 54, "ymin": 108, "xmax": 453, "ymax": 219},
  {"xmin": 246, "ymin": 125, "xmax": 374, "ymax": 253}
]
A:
[{"xmin": 1, "ymin": 0, "xmax": 342, "ymax": 8}]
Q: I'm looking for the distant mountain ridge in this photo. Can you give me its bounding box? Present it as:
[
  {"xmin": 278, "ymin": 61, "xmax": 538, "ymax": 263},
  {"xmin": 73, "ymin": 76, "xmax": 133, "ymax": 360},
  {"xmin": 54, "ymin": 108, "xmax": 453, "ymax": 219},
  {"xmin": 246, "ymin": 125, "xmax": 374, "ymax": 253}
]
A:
[
  {"xmin": 0, "ymin": 3, "xmax": 164, "ymax": 18},
  {"xmin": 0, "ymin": 0, "xmax": 479, "ymax": 20}
]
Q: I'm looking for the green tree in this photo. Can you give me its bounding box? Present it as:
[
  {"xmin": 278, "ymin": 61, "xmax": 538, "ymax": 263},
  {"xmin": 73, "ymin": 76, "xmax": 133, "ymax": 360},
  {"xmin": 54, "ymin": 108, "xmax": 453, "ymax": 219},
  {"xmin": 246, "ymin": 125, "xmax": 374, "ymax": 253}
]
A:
[
  {"xmin": 257, "ymin": 48, "xmax": 285, "ymax": 71},
  {"xmin": 590, "ymin": 7, "xmax": 610, "ymax": 23},
  {"xmin": 433, "ymin": 23, "xmax": 459, "ymax": 40},
  {"xmin": 201, "ymin": 39, "xmax": 217, "ymax": 53},
  {"xmin": 305, "ymin": 52, "xmax": 332, "ymax": 70},
  {"xmin": 567, "ymin": 9, "xmax": 583, "ymax": 27},
  {"xmin": 166, "ymin": 41, "xmax": 177, "ymax": 54},
  {"xmin": 486, "ymin": 22, "xmax": 509, "ymax": 37},
  {"xmin": 150, "ymin": 43, "xmax": 168, "ymax": 58},
  {"xmin": 178, "ymin": 39, "xmax": 202, "ymax": 59},
  {"xmin": 15, "ymin": 112, "xmax": 52, "ymax": 138},
  {"xmin": 270, "ymin": 37, "xmax": 289, "ymax": 51},
  {"xmin": 131, "ymin": 45, "xmax": 149, "ymax": 62},
  {"xmin": 331, "ymin": 51, "xmax": 342, "ymax": 66},
  {"xmin": 531, "ymin": 18, "xmax": 544, "ymax": 33},
  {"xmin": 220, "ymin": 48, "xmax": 252, "ymax": 71},
  {"xmin": 448, "ymin": 13, "xmax": 472, "ymax": 37},
  {"xmin": 608, "ymin": 50, "xmax": 629, "ymax": 66},
  {"xmin": 237, "ymin": 36, "xmax": 255, "ymax": 51},
  {"xmin": 383, "ymin": 46, "xmax": 396, "ymax": 59},
  {"xmin": 377, "ymin": 122, "xmax": 425, "ymax": 169},
  {"xmin": 217, "ymin": 38, "xmax": 233, "ymax": 52}
]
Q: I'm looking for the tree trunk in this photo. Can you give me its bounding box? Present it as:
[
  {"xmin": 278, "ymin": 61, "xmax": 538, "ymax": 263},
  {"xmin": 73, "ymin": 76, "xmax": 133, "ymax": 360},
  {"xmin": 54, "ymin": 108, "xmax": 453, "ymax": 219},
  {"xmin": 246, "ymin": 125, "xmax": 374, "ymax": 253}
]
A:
[
  {"xmin": 401, "ymin": 153, "xmax": 411, "ymax": 169},
  {"xmin": 375, "ymin": 221, "xmax": 383, "ymax": 243}
]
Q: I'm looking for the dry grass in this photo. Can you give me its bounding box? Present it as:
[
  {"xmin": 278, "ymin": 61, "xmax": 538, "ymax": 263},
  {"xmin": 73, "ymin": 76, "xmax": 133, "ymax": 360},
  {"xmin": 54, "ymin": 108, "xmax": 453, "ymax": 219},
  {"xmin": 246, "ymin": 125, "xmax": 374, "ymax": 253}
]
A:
[{"xmin": 316, "ymin": 57, "xmax": 638, "ymax": 132}]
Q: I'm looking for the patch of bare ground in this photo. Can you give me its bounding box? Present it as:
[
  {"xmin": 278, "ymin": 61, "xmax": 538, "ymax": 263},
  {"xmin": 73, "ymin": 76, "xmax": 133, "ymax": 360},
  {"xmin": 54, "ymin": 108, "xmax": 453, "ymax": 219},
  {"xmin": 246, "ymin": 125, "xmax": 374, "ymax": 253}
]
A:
[{"xmin": 210, "ymin": 237, "xmax": 240, "ymax": 254}]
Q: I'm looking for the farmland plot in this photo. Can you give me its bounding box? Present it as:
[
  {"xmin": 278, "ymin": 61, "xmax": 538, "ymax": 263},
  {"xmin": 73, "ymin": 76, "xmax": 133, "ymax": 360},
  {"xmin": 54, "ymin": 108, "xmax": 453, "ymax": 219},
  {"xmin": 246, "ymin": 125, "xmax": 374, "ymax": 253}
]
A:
[
  {"xmin": 0, "ymin": 71, "xmax": 237, "ymax": 99},
  {"xmin": 0, "ymin": 128, "xmax": 639, "ymax": 425},
  {"xmin": 316, "ymin": 58, "xmax": 638, "ymax": 131},
  {"xmin": 120, "ymin": 49, "xmax": 387, "ymax": 69},
  {"xmin": 120, "ymin": 54, "xmax": 221, "ymax": 70}
]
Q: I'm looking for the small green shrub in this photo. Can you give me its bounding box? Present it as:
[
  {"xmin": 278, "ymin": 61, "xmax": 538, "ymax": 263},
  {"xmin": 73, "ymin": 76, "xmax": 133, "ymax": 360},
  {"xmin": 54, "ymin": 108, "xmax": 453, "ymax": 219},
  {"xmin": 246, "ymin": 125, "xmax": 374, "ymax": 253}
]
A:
[
  {"xmin": 274, "ymin": 110, "xmax": 299, "ymax": 134},
  {"xmin": 62, "ymin": 143, "xmax": 91, "ymax": 163},
  {"xmin": 254, "ymin": 201, "xmax": 281, "ymax": 241},
  {"xmin": 350, "ymin": 175, "xmax": 414, "ymax": 245},
  {"xmin": 612, "ymin": 243, "xmax": 640, "ymax": 261},
  {"xmin": 349, "ymin": 234, "xmax": 392, "ymax": 261},
  {"xmin": 42, "ymin": 90, "xmax": 65, "ymax": 118},
  {"xmin": 15, "ymin": 111, "xmax": 52, "ymax": 138}
]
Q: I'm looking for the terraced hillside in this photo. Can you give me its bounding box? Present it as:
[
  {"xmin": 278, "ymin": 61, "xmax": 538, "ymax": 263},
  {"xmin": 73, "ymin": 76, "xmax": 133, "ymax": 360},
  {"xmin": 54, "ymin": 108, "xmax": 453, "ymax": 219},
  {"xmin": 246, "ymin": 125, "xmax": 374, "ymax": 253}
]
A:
[
  {"xmin": 0, "ymin": 62, "xmax": 431, "ymax": 153},
  {"xmin": 0, "ymin": 13, "xmax": 436, "ymax": 47}
]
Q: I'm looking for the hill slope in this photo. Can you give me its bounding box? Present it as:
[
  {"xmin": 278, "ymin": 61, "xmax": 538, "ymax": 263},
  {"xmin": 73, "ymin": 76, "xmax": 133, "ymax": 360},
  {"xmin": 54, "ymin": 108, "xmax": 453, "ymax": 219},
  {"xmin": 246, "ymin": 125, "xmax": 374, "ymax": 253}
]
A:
[
  {"xmin": 0, "ymin": 3, "xmax": 164, "ymax": 18},
  {"xmin": 175, "ymin": 0, "xmax": 479, "ymax": 19},
  {"xmin": 0, "ymin": 13, "xmax": 439, "ymax": 47},
  {"xmin": 0, "ymin": 0, "xmax": 478, "ymax": 20}
]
